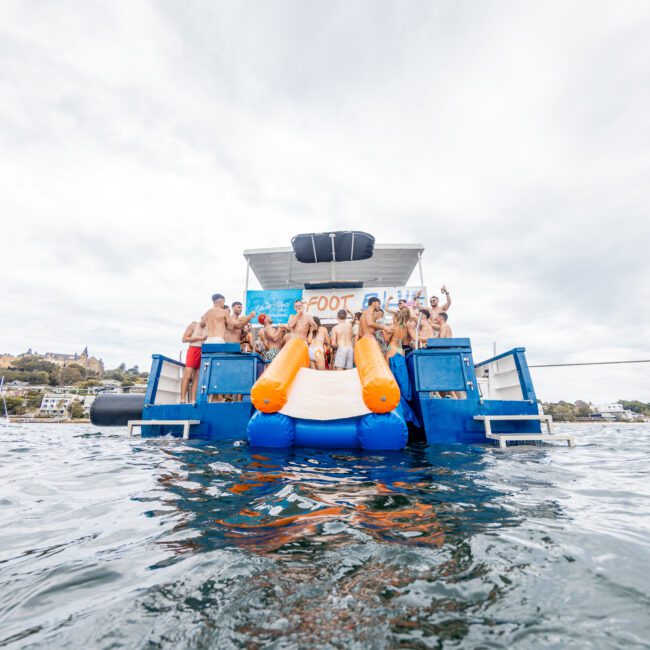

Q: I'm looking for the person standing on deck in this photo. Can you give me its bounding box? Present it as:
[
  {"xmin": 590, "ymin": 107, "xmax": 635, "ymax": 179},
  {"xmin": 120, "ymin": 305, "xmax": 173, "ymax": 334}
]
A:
[
  {"xmin": 287, "ymin": 299, "xmax": 317, "ymax": 341},
  {"xmin": 180, "ymin": 320, "xmax": 207, "ymax": 403},
  {"xmin": 429, "ymin": 286, "xmax": 451, "ymax": 319},
  {"xmin": 308, "ymin": 316, "xmax": 329, "ymax": 370},
  {"xmin": 258, "ymin": 314, "xmax": 285, "ymax": 362},
  {"xmin": 359, "ymin": 297, "xmax": 391, "ymax": 341},
  {"xmin": 435, "ymin": 312, "xmax": 453, "ymax": 338},
  {"xmin": 201, "ymin": 294, "xmax": 255, "ymax": 343},
  {"xmin": 408, "ymin": 308, "xmax": 435, "ymax": 349},
  {"xmin": 224, "ymin": 301, "xmax": 255, "ymax": 347},
  {"xmin": 240, "ymin": 323, "xmax": 254, "ymax": 353},
  {"xmin": 374, "ymin": 308, "xmax": 390, "ymax": 356},
  {"xmin": 351, "ymin": 310, "xmax": 362, "ymax": 346},
  {"xmin": 331, "ymin": 309, "xmax": 354, "ymax": 370},
  {"xmin": 385, "ymin": 308, "xmax": 411, "ymax": 360}
]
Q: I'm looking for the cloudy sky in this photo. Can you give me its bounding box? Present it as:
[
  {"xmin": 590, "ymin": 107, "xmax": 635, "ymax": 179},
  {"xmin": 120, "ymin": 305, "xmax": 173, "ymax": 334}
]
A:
[{"xmin": 2, "ymin": 1, "xmax": 649, "ymax": 403}]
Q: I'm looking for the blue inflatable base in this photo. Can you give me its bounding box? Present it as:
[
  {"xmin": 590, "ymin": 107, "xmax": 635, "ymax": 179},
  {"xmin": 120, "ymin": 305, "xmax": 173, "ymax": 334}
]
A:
[{"xmin": 247, "ymin": 410, "xmax": 408, "ymax": 450}]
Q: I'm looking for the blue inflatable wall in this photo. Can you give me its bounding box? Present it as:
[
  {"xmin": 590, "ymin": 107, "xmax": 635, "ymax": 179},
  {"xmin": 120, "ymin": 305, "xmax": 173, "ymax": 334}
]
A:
[{"xmin": 247, "ymin": 409, "xmax": 408, "ymax": 450}]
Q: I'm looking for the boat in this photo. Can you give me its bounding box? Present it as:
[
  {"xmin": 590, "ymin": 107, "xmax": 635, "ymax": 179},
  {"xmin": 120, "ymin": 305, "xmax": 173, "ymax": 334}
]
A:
[{"xmin": 91, "ymin": 231, "xmax": 574, "ymax": 449}]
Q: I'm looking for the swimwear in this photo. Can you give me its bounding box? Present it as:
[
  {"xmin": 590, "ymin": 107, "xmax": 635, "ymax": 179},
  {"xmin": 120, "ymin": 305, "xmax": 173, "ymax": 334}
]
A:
[
  {"xmin": 334, "ymin": 345, "xmax": 354, "ymax": 369},
  {"xmin": 375, "ymin": 331, "xmax": 389, "ymax": 355},
  {"xmin": 205, "ymin": 336, "xmax": 225, "ymax": 344},
  {"xmin": 185, "ymin": 346, "xmax": 201, "ymax": 369},
  {"xmin": 309, "ymin": 345, "xmax": 324, "ymax": 362},
  {"xmin": 265, "ymin": 348, "xmax": 280, "ymax": 363}
]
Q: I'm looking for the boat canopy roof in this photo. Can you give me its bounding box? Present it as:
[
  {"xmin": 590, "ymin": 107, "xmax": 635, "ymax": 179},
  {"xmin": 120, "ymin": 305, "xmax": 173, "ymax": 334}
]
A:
[
  {"xmin": 291, "ymin": 231, "xmax": 375, "ymax": 264},
  {"xmin": 244, "ymin": 234, "xmax": 424, "ymax": 290}
]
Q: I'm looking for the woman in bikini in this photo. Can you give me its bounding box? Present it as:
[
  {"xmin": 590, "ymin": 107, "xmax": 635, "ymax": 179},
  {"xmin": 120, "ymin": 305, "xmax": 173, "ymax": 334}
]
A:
[
  {"xmin": 308, "ymin": 316, "xmax": 329, "ymax": 370},
  {"xmin": 240, "ymin": 323, "xmax": 254, "ymax": 353},
  {"xmin": 385, "ymin": 307, "xmax": 411, "ymax": 361}
]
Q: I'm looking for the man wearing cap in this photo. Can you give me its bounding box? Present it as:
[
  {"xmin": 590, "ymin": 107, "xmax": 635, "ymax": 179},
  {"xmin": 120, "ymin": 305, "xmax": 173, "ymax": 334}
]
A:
[{"xmin": 258, "ymin": 313, "xmax": 286, "ymax": 362}]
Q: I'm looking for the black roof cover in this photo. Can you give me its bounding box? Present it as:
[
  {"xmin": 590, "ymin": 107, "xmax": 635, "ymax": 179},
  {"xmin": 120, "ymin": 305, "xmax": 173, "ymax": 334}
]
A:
[{"xmin": 291, "ymin": 231, "xmax": 375, "ymax": 264}]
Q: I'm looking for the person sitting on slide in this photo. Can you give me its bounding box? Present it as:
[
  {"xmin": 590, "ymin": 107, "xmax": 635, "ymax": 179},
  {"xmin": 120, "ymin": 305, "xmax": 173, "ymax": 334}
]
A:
[
  {"xmin": 258, "ymin": 313, "xmax": 285, "ymax": 362},
  {"xmin": 308, "ymin": 316, "xmax": 329, "ymax": 370},
  {"xmin": 331, "ymin": 309, "xmax": 354, "ymax": 370},
  {"xmin": 287, "ymin": 299, "xmax": 317, "ymax": 341}
]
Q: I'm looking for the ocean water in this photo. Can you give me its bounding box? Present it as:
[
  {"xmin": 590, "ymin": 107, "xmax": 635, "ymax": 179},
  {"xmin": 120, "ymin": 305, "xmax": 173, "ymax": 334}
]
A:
[{"xmin": 0, "ymin": 423, "xmax": 649, "ymax": 649}]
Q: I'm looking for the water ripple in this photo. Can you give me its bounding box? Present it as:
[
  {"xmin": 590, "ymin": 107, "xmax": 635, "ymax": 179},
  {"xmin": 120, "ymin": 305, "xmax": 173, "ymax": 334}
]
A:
[{"xmin": 0, "ymin": 422, "xmax": 649, "ymax": 648}]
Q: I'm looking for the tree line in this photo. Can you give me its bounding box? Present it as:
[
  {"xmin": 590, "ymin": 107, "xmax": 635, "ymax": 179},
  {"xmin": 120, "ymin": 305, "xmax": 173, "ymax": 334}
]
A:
[
  {"xmin": 1, "ymin": 356, "xmax": 148, "ymax": 387},
  {"xmin": 542, "ymin": 400, "xmax": 650, "ymax": 421}
]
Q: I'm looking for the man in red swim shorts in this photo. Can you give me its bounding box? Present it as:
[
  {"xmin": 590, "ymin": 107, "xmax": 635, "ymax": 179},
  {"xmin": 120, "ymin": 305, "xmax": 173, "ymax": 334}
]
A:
[{"xmin": 180, "ymin": 320, "xmax": 207, "ymax": 402}]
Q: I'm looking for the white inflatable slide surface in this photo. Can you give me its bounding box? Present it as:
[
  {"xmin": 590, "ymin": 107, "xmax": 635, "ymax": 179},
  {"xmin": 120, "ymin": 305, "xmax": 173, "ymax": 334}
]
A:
[{"xmin": 279, "ymin": 368, "xmax": 372, "ymax": 421}]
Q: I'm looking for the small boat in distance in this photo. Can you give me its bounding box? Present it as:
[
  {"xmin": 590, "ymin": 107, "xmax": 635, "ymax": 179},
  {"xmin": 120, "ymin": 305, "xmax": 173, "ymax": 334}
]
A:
[{"xmin": 92, "ymin": 231, "xmax": 574, "ymax": 449}]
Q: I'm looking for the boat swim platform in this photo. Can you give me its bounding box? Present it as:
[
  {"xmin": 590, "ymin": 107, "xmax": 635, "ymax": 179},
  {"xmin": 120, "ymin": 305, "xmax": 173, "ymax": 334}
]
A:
[
  {"xmin": 92, "ymin": 338, "xmax": 575, "ymax": 451},
  {"xmin": 474, "ymin": 415, "xmax": 575, "ymax": 448},
  {"xmin": 127, "ymin": 419, "xmax": 200, "ymax": 440}
]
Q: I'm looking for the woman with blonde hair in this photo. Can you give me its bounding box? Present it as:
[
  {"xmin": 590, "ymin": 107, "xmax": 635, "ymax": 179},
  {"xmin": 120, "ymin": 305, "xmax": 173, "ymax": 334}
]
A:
[{"xmin": 385, "ymin": 307, "xmax": 411, "ymax": 360}]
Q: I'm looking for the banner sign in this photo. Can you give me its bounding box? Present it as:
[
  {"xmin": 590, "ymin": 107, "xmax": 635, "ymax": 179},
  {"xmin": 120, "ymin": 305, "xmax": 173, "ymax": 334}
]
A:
[
  {"xmin": 245, "ymin": 289, "xmax": 303, "ymax": 324},
  {"xmin": 247, "ymin": 287, "xmax": 425, "ymax": 323}
]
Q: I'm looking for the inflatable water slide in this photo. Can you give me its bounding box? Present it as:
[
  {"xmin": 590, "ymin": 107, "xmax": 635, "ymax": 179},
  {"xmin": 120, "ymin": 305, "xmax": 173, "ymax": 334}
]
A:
[{"xmin": 247, "ymin": 338, "xmax": 408, "ymax": 450}]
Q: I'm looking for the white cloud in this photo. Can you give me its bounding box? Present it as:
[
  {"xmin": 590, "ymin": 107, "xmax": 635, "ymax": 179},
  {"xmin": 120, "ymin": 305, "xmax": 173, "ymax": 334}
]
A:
[{"xmin": 1, "ymin": 0, "xmax": 649, "ymax": 402}]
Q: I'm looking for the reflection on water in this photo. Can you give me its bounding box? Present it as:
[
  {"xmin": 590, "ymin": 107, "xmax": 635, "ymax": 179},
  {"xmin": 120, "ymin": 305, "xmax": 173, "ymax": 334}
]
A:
[
  {"xmin": 1, "ymin": 424, "xmax": 650, "ymax": 648},
  {"xmin": 155, "ymin": 445, "xmax": 514, "ymax": 560}
]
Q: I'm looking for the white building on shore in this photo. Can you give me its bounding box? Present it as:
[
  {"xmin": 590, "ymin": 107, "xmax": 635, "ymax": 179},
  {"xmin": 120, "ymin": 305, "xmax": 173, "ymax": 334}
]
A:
[
  {"xmin": 594, "ymin": 402, "xmax": 640, "ymax": 421},
  {"xmin": 39, "ymin": 394, "xmax": 95, "ymax": 417}
]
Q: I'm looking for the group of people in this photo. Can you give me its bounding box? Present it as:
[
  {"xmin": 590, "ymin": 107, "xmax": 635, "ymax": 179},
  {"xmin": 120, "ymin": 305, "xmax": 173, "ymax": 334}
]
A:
[{"xmin": 179, "ymin": 288, "xmax": 452, "ymax": 401}]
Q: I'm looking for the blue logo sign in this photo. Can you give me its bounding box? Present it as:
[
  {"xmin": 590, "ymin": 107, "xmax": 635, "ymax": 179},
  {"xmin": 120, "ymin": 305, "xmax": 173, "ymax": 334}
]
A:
[{"xmin": 246, "ymin": 289, "xmax": 304, "ymax": 324}]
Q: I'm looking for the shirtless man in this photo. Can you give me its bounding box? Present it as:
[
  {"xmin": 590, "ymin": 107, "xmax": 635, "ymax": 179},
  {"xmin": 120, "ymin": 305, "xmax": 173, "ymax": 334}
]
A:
[
  {"xmin": 359, "ymin": 297, "xmax": 391, "ymax": 340},
  {"xmin": 429, "ymin": 285, "xmax": 451, "ymax": 319},
  {"xmin": 435, "ymin": 312, "xmax": 453, "ymax": 338},
  {"xmin": 258, "ymin": 313, "xmax": 286, "ymax": 362},
  {"xmin": 180, "ymin": 320, "xmax": 207, "ymax": 402},
  {"xmin": 201, "ymin": 293, "xmax": 255, "ymax": 343},
  {"xmin": 385, "ymin": 290, "xmax": 422, "ymax": 321},
  {"xmin": 403, "ymin": 308, "xmax": 434, "ymax": 350},
  {"xmin": 287, "ymin": 299, "xmax": 317, "ymax": 341},
  {"xmin": 330, "ymin": 309, "xmax": 354, "ymax": 370},
  {"xmin": 223, "ymin": 301, "xmax": 255, "ymax": 346}
]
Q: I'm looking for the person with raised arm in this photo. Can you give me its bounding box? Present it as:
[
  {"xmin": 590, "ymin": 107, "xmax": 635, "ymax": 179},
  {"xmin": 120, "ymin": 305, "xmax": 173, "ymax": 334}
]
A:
[
  {"xmin": 359, "ymin": 297, "xmax": 392, "ymax": 340},
  {"xmin": 201, "ymin": 293, "xmax": 255, "ymax": 343},
  {"xmin": 258, "ymin": 313, "xmax": 286, "ymax": 362},
  {"xmin": 287, "ymin": 299, "xmax": 317, "ymax": 341},
  {"xmin": 180, "ymin": 320, "xmax": 207, "ymax": 403},
  {"xmin": 224, "ymin": 301, "xmax": 255, "ymax": 347},
  {"xmin": 429, "ymin": 285, "xmax": 451, "ymax": 319}
]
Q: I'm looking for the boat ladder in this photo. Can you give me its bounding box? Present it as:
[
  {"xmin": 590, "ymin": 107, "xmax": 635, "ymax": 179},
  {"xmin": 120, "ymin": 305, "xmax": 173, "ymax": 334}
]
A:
[
  {"xmin": 473, "ymin": 415, "xmax": 575, "ymax": 449},
  {"xmin": 127, "ymin": 419, "xmax": 200, "ymax": 440}
]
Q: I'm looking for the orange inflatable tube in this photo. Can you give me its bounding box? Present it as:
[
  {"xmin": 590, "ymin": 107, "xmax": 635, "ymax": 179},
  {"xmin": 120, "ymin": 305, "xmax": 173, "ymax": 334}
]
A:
[
  {"xmin": 354, "ymin": 337, "xmax": 401, "ymax": 413},
  {"xmin": 251, "ymin": 338, "xmax": 309, "ymax": 413}
]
